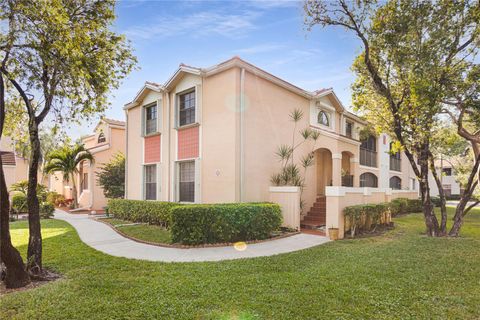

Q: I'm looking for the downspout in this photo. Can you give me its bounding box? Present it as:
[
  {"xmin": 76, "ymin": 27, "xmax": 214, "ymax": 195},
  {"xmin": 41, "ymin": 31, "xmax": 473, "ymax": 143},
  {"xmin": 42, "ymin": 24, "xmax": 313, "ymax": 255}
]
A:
[
  {"xmin": 166, "ymin": 91, "xmax": 171, "ymax": 201},
  {"xmin": 240, "ymin": 68, "xmax": 245, "ymax": 202},
  {"xmin": 125, "ymin": 110, "xmax": 129, "ymax": 199}
]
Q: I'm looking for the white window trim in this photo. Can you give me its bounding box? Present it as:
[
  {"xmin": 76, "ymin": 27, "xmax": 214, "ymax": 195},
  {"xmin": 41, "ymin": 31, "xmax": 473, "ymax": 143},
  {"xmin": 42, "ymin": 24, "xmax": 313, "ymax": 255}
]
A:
[
  {"xmin": 174, "ymin": 158, "xmax": 199, "ymax": 203},
  {"xmin": 143, "ymin": 101, "xmax": 159, "ymax": 136},
  {"xmin": 175, "ymin": 87, "xmax": 197, "ymax": 129}
]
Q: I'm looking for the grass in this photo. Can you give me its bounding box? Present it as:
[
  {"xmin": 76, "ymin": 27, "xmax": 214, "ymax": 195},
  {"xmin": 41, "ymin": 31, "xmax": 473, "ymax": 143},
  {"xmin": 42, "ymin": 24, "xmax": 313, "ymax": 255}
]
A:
[
  {"xmin": 101, "ymin": 218, "xmax": 172, "ymax": 244},
  {"xmin": 1, "ymin": 207, "xmax": 480, "ymax": 319}
]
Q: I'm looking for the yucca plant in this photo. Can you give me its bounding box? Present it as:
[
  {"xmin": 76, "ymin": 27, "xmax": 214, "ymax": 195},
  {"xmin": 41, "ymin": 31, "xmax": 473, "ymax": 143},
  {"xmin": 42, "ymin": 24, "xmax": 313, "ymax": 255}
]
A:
[
  {"xmin": 271, "ymin": 108, "xmax": 321, "ymax": 213},
  {"xmin": 44, "ymin": 144, "xmax": 94, "ymax": 209}
]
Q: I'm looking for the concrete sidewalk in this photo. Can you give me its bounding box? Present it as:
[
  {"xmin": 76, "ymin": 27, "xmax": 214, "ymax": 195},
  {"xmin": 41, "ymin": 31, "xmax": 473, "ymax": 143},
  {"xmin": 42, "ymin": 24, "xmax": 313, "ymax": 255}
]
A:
[{"xmin": 54, "ymin": 210, "xmax": 330, "ymax": 262}]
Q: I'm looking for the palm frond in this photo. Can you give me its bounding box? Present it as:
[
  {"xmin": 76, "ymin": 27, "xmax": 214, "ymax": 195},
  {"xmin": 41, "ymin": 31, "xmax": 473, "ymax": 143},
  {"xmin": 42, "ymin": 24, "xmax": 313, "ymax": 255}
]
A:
[{"xmin": 289, "ymin": 108, "xmax": 303, "ymax": 122}]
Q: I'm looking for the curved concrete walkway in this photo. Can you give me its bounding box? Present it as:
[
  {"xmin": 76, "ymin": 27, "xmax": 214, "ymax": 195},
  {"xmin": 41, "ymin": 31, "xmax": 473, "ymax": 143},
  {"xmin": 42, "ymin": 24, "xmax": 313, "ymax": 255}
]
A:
[{"xmin": 54, "ymin": 210, "xmax": 330, "ymax": 262}]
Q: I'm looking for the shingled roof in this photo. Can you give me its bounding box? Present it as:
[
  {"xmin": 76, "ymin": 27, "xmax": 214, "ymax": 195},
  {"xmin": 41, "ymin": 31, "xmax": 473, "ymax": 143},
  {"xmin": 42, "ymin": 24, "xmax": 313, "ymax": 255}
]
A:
[{"xmin": 0, "ymin": 151, "xmax": 16, "ymax": 166}]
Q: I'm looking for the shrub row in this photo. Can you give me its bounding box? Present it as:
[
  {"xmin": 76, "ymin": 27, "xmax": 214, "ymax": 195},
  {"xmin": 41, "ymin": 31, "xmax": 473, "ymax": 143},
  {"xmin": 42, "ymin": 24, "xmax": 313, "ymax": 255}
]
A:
[
  {"xmin": 389, "ymin": 198, "xmax": 423, "ymax": 216},
  {"xmin": 344, "ymin": 203, "xmax": 391, "ymax": 237},
  {"xmin": 11, "ymin": 193, "xmax": 55, "ymax": 218},
  {"xmin": 170, "ymin": 203, "xmax": 282, "ymax": 245},
  {"xmin": 107, "ymin": 199, "xmax": 180, "ymax": 227},
  {"xmin": 344, "ymin": 198, "xmax": 423, "ymax": 237}
]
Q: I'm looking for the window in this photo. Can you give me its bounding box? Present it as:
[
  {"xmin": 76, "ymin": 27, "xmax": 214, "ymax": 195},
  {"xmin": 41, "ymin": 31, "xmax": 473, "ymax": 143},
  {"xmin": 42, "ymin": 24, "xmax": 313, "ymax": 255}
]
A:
[
  {"xmin": 145, "ymin": 104, "xmax": 157, "ymax": 135},
  {"xmin": 82, "ymin": 172, "xmax": 88, "ymax": 190},
  {"xmin": 389, "ymin": 176, "xmax": 401, "ymax": 190},
  {"xmin": 360, "ymin": 172, "xmax": 378, "ymax": 188},
  {"xmin": 317, "ymin": 110, "xmax": 329, "ymax": 126},
  {"xmin": 411, "ymin": 178, "xmax": 416, "ymax": 191},
  {"xmin": 389, "ymin": 143, "xmax": 401, "ymax": 171},
  {"xmin": 179, "ymin": 90, "xmax": 195, "ymax": 127},
  {"xmin": 360, "ymin": 135, "xmax": 377, "ymax": 167},
  {"xmin": 97, "ymin": 132, "xmax": 106, "ymax": 143},
  {"xmin": 179, "ymin": 161, "xmax": 195, "ymax": 202},
  {"xmin": 345, "ymin": 121, "xmax": 353, "ymax": 138},
  {"xmin": 443, "ymin": 184, "xmax": 452, "ymax": 197},
  {"xmin": 144, "ymin": 165, "xmax": 157, "ymax": 200},
  {"xmin": 442, "ymin": 167, "xmax": 452, "ymax": 176}
]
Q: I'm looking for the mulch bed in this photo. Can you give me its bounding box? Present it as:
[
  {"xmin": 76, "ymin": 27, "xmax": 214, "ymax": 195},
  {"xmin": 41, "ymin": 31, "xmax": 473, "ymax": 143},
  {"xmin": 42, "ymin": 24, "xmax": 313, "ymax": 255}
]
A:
[
  {"xmin": 0, "ymin": 269, "xmax": 61, "ymax": 296},
  {"xmin": 95, "ymin": 217, "xmax": 299, "ymax": 249}
]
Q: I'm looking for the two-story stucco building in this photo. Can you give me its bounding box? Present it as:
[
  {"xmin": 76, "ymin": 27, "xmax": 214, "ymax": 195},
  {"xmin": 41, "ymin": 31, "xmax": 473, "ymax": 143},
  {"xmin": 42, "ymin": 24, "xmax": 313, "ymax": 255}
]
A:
[
  {"xmin": 124, "ymin": 57, "xmax": 418, "ymax": 237},
  {"xmin": 49, "ymin": 118, "xmax": 126, "ymax": 211}
]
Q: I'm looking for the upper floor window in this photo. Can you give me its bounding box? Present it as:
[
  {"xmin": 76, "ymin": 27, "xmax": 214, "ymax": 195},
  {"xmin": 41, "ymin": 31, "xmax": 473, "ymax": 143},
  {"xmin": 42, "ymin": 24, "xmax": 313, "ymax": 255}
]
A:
[
  {"xmin": 442, "ymin": 167, "xmax": 452, "ymax": 176},
  {"xmin": 145, "ymin": 103, "xmax": 157, "ymax": 135},
  {"xmin": 179, "ymin": 90, "xmax": 195, "ymax": 127},
  {"xmin": 317, "ymin": 110, "xmax": 330, "ymax": 127},
  {"xmin": 345, "ymin": 121, "xmax": 353, "ymax": 138},
  {"xmin": 360, "ymin": 135, "xmax": 377, "ymax": 167},
  {"xmin": 389, "ymin": 142, "xmax": 401, "ymax": 172},
  {"xmin": 97, "ymin": 132, "xmax": 106, "ymax": 144}
]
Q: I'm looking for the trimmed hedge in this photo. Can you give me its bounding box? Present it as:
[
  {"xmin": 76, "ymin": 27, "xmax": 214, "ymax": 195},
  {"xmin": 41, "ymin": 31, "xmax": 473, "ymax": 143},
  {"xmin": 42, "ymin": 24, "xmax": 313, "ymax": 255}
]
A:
[
  {"xmin": 11, "ymin": 193, "xmax": 55, "ymax": 218},
  {"xmin": 170, "ymin": 203, "xmax": 282, "ymax": 245},
  {"xmin": 344, "ymin": 202, "xmax": 391, "ymax": 237},
  {"xmin": 390, "ymin": 198, "xmax": 422, "ymax": 216},
  {"xmin": 107, "ymin": 199, "xmax": 180, "ymax": 227},
  {"xmin": 344, "ymin": 198, "xmax": 423, "ymax": 237}
]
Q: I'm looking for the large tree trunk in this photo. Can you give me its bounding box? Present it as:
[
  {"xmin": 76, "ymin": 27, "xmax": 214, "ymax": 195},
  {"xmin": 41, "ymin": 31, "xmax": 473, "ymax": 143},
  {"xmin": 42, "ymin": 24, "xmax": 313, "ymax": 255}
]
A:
[
  {"xmin": 403, "ymin": 142, "xmax": 440, "ymax": 236},
  {"xmin": 26, "ymin": 120, "xmax": 43, "ymax": 275},
  {"xmin": 0, "ymin": 74, "xmax": 30, "ymax": 288},
  {"xmin": 449, "ymin": 153, "xmax": 480, "ymax": 236},
  {"xmin": 429, "ymin": 154, "xmax": 447, "ymax": 235},
  {"xmin": 0, "ymin": 159, "xmax": 30, "ymax": 288}
]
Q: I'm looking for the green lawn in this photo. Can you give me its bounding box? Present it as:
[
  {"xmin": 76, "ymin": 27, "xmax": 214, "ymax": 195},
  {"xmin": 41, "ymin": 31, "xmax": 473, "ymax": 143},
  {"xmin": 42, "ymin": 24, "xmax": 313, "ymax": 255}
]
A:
[
  {"xmin": 1, "ymin": 208, "xmax": 480, "ymax": 319},
  {"xmin": 101, "ymin": 218, "xmax": 172, "ymax": 244}
]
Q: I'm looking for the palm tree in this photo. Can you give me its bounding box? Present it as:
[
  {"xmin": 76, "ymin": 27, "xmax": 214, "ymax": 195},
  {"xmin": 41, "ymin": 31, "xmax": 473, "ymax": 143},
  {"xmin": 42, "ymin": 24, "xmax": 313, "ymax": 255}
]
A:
[{"xmin": 44, "ymin": 144, "xmax": 94, "ymax": 209}]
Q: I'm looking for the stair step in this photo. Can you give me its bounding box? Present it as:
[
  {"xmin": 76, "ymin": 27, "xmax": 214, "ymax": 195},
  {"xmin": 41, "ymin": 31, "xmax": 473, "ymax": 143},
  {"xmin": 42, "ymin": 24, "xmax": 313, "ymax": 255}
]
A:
[
  {"xmin": 303, "ymin": 217, "xmax": 326, "ymax": 224},
  {"xmin": 308, "ymin": 208, "xmax": 326, "ymax": 214},
  {"xmin": 313, "ymin": 203, "xmax": 326, "ymax": 208},
  {"xmin": 301, "ymin": 221, "xmax": 326, "ymax": 229}
]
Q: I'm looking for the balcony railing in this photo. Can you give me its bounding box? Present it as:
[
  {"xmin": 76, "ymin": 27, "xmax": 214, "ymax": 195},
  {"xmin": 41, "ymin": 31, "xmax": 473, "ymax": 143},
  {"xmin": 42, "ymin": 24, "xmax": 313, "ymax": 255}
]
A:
[
  {"xmin": 342, "ymin": 175, "xmax": 354, "ymax": 187},
  {"xmin": 390, "ymin": 156, "xmax": 401, "ymax": 171},
  {"xmin": 360, "ymin": 148, "xmax": 377, "ymax": 167}
]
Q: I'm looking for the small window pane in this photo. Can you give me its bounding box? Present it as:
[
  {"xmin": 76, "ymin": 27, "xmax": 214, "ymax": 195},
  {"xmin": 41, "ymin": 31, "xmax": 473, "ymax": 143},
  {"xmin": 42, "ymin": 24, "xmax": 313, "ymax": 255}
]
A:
[
  {"xmin": 179, "ymin": 91, "xmax": 196, "ymax": 127},
  {"xmin": 346, "ymin": 122, "xmax": 353, "ymax": 137},
  {"xmin": 144, "ymin": 165, "xmax": 156, "ymax": 200},
  {"xmin": 360, "ymin": 173, "xmax": 378, "ymax": 188},
  {"xmin": 389, "ymin": 176, "xmax": 401, "ymax": 190},
  {"xmin": 145, "ymin": 104, "xmax": 157, "ymax": 135},
  {"xmin": 317, "ymin": 111, "xmax": 329, "ymax": 126},
  {"xmin": 179, "ymin": 161, "xmax": 195, "ymax": 202},
  {"xmin": 98, "ymin": 132, "xmax": 106, "ymax": 143}
]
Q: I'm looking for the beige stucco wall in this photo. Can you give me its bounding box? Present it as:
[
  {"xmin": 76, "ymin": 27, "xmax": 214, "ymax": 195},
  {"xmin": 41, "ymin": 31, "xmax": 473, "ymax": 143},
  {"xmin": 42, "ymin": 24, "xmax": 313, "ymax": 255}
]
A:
[
  {"xmin": 201, "ymin": 67, "xmax": 239, "ymax": 203},
  {"xmin": 126, "ymin": 104, "xmax": 145, "ymax": 200}
]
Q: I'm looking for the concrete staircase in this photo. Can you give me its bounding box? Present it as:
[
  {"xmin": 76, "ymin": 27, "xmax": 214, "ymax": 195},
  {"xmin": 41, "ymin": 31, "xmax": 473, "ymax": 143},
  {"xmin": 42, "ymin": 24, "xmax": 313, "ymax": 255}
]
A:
[{"xmin": 301, "ymin": 196, "xmax": 326, "ymax": 230}]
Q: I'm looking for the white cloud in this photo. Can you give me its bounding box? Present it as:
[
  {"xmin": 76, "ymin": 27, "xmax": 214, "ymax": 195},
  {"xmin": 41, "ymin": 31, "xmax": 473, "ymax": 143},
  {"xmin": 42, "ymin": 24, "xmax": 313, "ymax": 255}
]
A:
[{"xmin": 123, "ymin": 10, "xmax": 260, "ymax": 40}]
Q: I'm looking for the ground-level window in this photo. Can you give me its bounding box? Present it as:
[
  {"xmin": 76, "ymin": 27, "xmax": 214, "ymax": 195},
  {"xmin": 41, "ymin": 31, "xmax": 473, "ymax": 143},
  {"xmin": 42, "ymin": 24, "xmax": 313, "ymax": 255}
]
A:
[
  {"xmin": 360, "ymin": 172, "xmax": 378, "ymax": 188},
  {"xmin": 179, "ymin": 161, "xmax": 195, "ymax": 202},
  {"xmin": 410, "ymin": 178, "xmax": 416, "ymax": 191},
  {"xmin": 443, "ymin": 184, "xmax": 452, "ymax": 197},
  {"xmin": 82, "ymin": 172, "xmax": 88, "ymax": 190},
  {"xmin": 144, "ymin": 164, "xmax": 157, "ymax": 200},
  {"xmin": 389, "ymin": 176, "xmax": 401, "ymax": 190}
]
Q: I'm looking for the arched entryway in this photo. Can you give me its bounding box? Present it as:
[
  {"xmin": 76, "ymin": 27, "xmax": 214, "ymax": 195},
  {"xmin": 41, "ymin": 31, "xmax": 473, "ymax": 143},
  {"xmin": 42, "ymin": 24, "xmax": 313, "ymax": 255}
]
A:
[{"xmin": 315, "ymin": 148, "xmax": 332, "ymax": 195}]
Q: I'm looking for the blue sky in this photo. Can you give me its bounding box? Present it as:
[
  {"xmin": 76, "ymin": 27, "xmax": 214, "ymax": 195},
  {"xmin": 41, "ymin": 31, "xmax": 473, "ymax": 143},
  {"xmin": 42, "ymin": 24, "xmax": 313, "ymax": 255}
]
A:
[{"xmin": 60, "ymin": 0, "xmax": 362, "ymax": 138}]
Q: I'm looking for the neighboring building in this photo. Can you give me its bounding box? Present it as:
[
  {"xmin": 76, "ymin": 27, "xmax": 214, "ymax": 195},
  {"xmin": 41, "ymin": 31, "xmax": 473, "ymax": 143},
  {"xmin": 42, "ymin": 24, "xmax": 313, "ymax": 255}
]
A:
[
  {"xmin": 428, "ymin": 159, "xmax": 462, "ymax": 197},
  {"xmin": 0, "ymin": 136, "xmax": 31, "ymax": 193},
  {"xmin": 124, "ymin": 56, "xmax": 418, "ymax": 229},
  {"xmin": 49, "ymin": 118, "xmax": 126, "ymax": 211}
]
